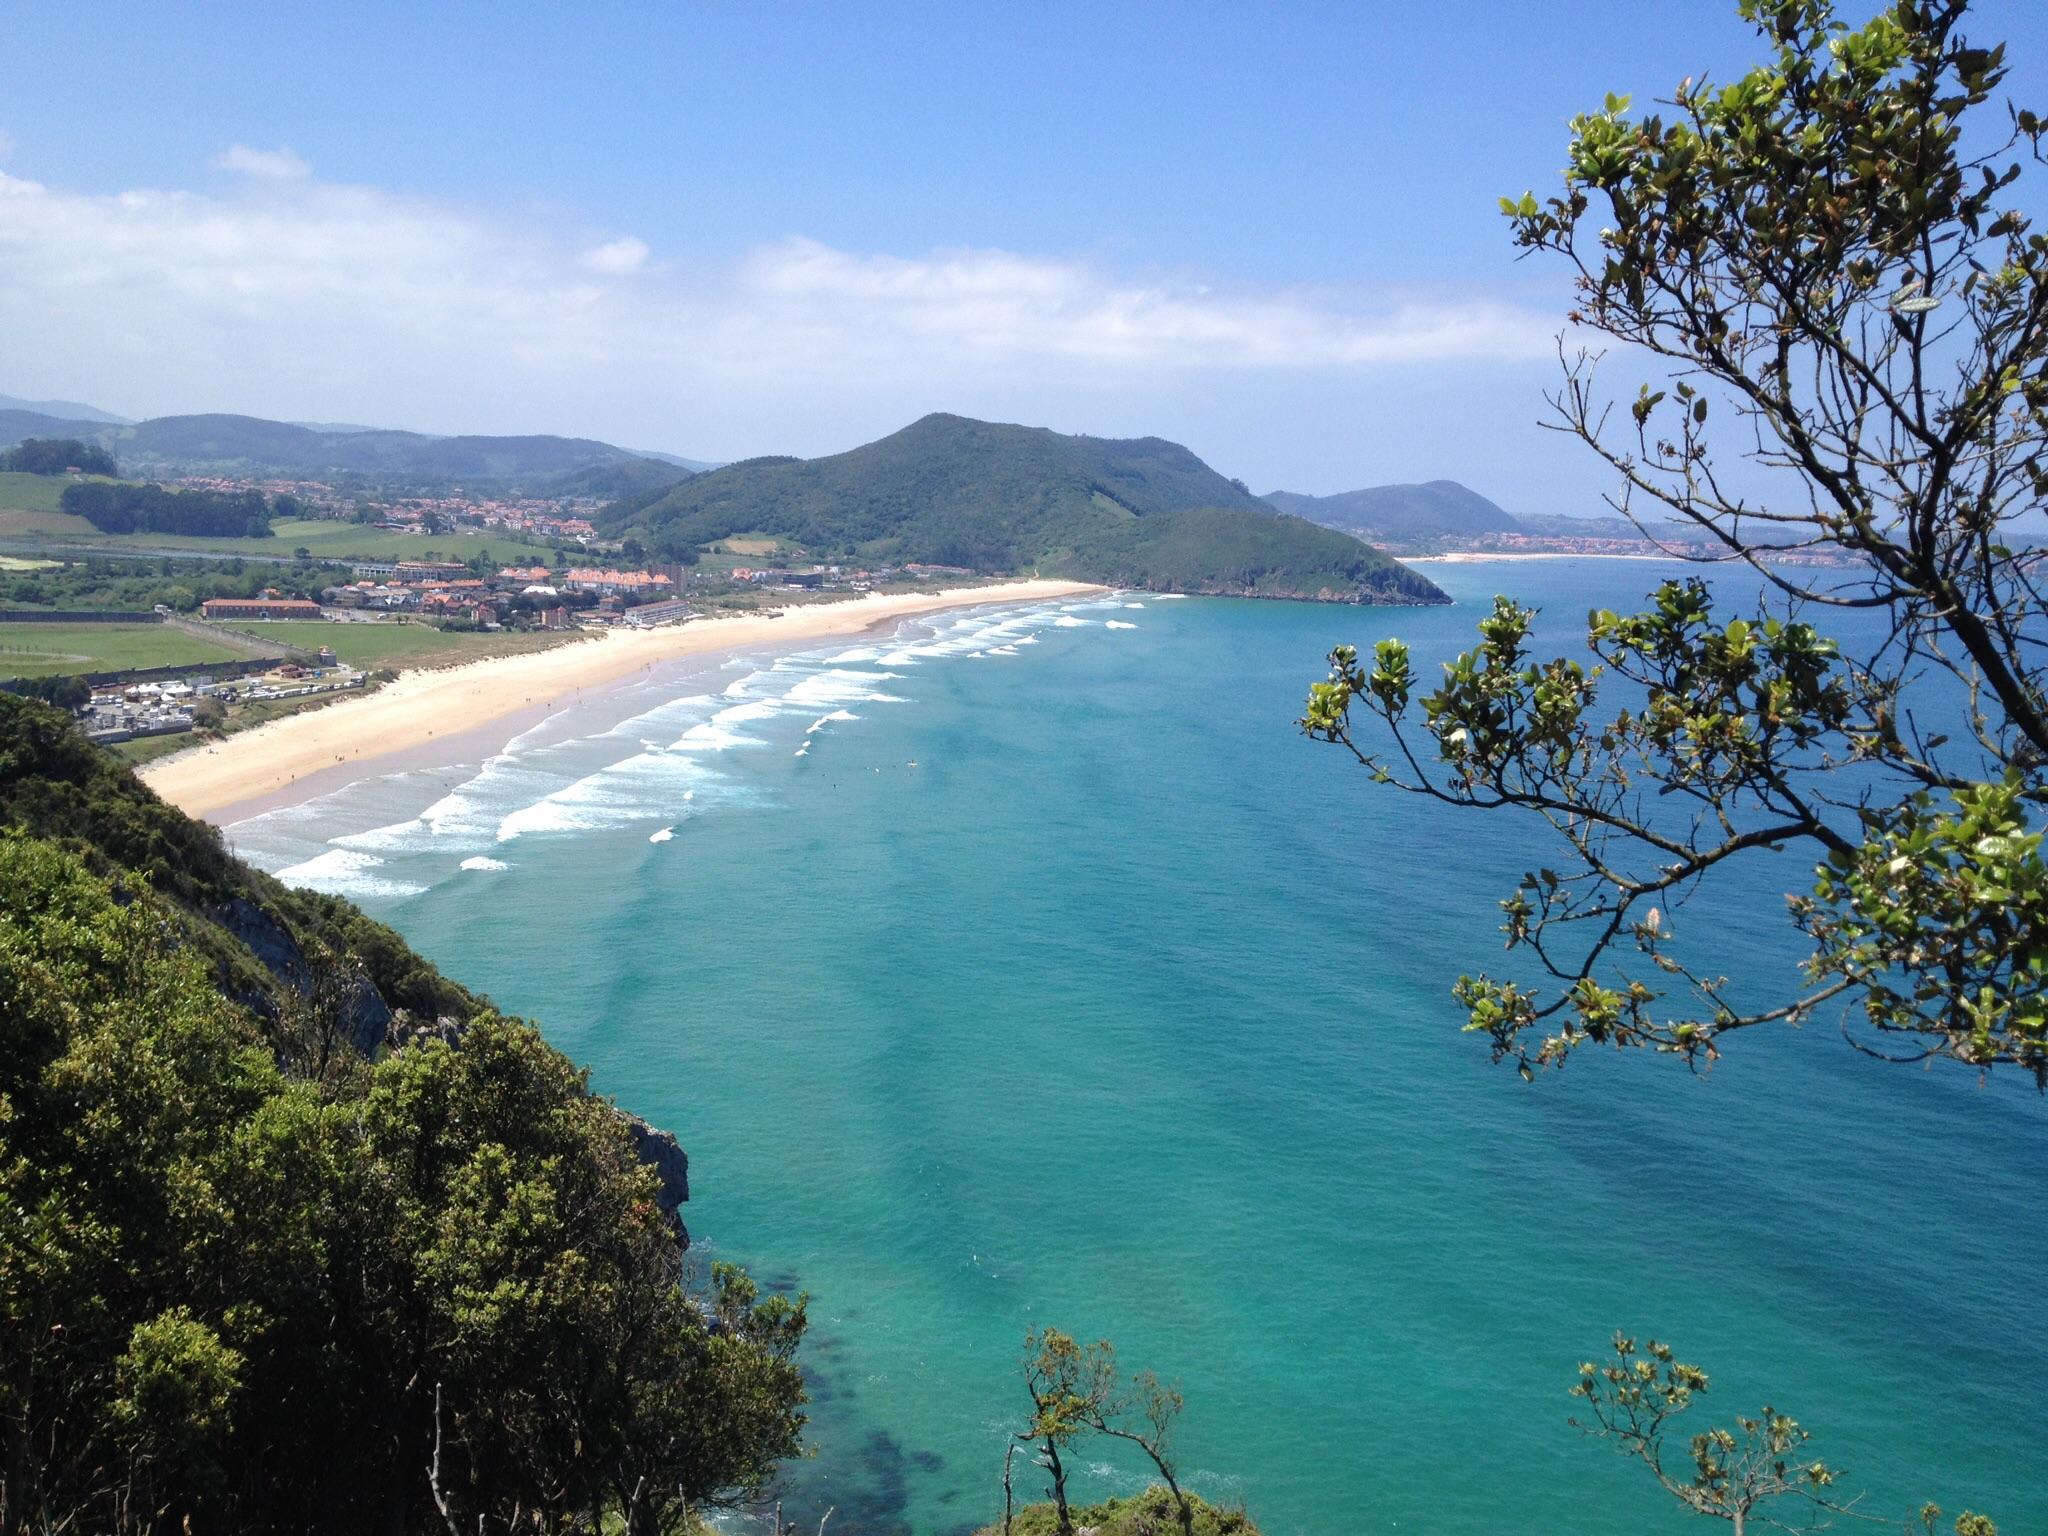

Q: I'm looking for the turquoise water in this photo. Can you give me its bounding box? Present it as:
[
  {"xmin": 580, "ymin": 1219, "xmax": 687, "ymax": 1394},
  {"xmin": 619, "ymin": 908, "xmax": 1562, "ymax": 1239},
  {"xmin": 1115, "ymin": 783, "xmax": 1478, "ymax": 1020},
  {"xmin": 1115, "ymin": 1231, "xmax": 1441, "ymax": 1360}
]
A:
[{"xmin": 229, "ymin": 567, "xmax": 2046, "ymax": 1535}]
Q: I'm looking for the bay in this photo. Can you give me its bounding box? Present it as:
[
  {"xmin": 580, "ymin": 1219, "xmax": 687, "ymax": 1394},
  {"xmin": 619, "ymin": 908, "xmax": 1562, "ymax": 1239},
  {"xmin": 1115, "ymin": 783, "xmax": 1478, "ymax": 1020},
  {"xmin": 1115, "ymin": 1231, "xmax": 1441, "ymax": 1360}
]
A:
[{"xmin": 228, "ymin": 561, "xmax": 2047, "ymax": 1535}]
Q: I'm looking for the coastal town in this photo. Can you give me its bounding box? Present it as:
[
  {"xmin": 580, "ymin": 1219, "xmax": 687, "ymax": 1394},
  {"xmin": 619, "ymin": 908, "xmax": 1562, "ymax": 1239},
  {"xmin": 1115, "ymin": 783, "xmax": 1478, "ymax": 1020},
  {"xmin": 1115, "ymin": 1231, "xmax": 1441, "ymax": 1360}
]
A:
[{"xmin": 0, "ymin": 455, "xmax": 1018, "ymax": 768}]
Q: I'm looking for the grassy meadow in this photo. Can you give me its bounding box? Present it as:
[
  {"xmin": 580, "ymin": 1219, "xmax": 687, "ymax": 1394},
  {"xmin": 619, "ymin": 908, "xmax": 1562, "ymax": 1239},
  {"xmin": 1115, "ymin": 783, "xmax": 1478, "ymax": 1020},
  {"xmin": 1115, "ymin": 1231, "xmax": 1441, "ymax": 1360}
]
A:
[
  {"xmin": 0, "ymin": 621, "xmax": 243, "ymax": 679},
  {"xmin": 222, "ymin": 619, "xmax": 585, "ymax": 670},
  {"xmin": 0, "ymin": 495, "xmax": 562, "ymax": 567}
]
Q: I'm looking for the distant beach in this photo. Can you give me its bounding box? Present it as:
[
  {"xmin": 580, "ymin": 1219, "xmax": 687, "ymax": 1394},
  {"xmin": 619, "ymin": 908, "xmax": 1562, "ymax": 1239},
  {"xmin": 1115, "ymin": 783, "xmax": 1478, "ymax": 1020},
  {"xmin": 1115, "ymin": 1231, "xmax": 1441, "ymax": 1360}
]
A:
[
  {"xmin": 140, "ymin": 580, "xmax": 1100, "ymax": 821},
  {"xmin": 1409, "ymin": 561, "xmax": 1679, "ymax": 573}
]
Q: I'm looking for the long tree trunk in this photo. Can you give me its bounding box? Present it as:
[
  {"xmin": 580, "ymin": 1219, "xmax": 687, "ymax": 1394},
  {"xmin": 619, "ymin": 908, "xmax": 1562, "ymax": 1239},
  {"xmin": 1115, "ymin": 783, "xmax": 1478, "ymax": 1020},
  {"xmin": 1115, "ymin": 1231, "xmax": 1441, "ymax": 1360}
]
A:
[
  {"xmin": 1095, "ymin": 1423, "xmax": 1192, "ymax": 1536},
  {"xmin": 1043, "ymin": 1437, "xmax": 1072, "ymax": 1535}
]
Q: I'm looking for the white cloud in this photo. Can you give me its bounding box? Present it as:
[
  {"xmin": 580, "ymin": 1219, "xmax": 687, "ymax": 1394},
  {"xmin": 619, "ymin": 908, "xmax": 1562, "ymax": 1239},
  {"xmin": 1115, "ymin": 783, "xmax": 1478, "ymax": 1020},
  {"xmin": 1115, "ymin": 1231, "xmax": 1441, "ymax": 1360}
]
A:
[
  {"xmin": 0, "ymin": 164, "xmax": 1561, "ymax": 463},
  {"xmin": 735, "ymin": 238, "xmax": 1553, "ymax": 372},
  {"xmin": 581, "ymin": 235, "xmax": 650, "ymax": 274},
  {"xmin": 213, "ymin": 144, "xmax": 311, "ymax": 181}
]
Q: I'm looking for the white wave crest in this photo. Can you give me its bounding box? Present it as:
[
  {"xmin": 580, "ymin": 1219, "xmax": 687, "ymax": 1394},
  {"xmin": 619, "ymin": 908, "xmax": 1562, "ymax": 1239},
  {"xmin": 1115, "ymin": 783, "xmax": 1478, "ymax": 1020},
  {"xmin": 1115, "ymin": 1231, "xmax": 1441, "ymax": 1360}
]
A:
[
  {"xmin": 277, "ymin": 847, "xmax": 426, "ymax": 899},
  {"xmin": 807, "ymin": 709, "xmax": 861, "ymax": 734},
  {"xmin": 649, "ymin": 826, "xmax": 674, "ymax": 843},
  {"xmin": 1105, "ymin": 620, "xmax": 1138, "ymax": 630},
  {"xmin": 459, "ymin": 856, "xmax": 509, "ymax": 872},
  {"xmin": 784, "ymin": 669, "xmax": 903, "ymax": 708},
  {"xmin": 1052, "ymin": 615, "xmax": 1088, "ymax": 628}
]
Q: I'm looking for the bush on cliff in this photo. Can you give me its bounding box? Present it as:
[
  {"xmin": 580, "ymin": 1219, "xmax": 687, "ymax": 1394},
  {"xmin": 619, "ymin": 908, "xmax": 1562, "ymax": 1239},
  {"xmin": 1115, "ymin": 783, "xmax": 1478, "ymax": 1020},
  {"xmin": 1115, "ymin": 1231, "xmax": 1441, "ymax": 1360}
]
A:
[
  {"xmin": 979, "ymin": 1488, "xmax": 1261, "ymax": 1536},
  {"xmin": 0, "ymin": 700, "xmax": 809, "ymax": 1535}
]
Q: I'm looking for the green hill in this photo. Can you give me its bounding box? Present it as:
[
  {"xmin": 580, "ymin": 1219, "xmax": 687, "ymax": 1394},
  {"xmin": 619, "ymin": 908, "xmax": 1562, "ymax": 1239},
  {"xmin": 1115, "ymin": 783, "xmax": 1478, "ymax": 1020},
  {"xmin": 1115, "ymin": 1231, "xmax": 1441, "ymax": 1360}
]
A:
[
  {"xmin": 0, "ymin": 407, "xmax": 97, "ymax": 446},
  {"xmin": 1072, "ymin": 503, "xmax": 1446, "ymax": 602},
  {"xmin": 605, "ymin": 413, "xmax": 1446, "ymax": 604},
  {"xmin": 98, "ymin": 414, "xmax": 669, "ymax": 484},
  {"xmin": 0, "ymin": 410, "xmax": 703, "ymax": 492},
  {"xmin": 540, "ymin": 453, "xmax": 697, "ymax": 500},
  {"xmin": 0, "ymin": 694, "xmax": 806, "ymax": 1533},
  {"xmin": 1264, "ymin": 480, "xmax": 1522, "ymax": 540}
]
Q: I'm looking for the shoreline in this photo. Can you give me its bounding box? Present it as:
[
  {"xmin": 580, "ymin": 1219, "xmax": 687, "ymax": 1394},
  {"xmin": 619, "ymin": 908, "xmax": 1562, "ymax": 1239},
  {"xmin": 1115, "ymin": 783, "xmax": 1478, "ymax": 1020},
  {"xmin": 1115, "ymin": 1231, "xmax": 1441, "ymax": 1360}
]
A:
[
  {"xmin": 1401, "ymin": 550, "xmax": 1688, "ymax": 564},
  {"xmin": 139, "ymin": 580, "xmax": 1102, "ymax": 822}
]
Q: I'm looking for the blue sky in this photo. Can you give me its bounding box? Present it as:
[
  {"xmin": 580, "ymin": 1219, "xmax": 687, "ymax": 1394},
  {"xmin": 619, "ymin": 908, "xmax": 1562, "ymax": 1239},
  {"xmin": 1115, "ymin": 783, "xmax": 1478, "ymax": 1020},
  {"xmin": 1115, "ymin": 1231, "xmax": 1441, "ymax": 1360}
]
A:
[{"xmin": 5, "ymin": 1, "xmax": 2046, "ymax": 511}]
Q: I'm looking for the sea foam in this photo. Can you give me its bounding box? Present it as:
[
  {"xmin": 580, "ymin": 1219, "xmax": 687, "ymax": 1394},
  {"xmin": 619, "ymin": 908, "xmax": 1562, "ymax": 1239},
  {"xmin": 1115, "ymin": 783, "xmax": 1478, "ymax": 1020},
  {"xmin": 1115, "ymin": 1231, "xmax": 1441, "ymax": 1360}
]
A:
[{"xmin": 276, "ymin": 847, "xmax": 427, "ymax": 899}]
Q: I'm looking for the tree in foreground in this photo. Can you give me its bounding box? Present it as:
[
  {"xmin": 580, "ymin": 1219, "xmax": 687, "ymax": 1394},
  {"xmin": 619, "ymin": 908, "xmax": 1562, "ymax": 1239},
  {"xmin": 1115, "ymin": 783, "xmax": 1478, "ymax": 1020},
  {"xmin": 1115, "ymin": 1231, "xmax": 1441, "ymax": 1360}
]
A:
[
  {"xmin": 1306, "ymin": 0, "xmax": 2048, "ymax": 1083},
  {"xmin": 1571, "ymin": 1335, "xmax": 1996, "ymax": 1536},
  {"xmin": 993, "ymin": 1331, "xmax": 1251, "ymax": 1536},
  {"xmin": 0, "ymin": 830, "xmax": 806, "ymax": 1535}
]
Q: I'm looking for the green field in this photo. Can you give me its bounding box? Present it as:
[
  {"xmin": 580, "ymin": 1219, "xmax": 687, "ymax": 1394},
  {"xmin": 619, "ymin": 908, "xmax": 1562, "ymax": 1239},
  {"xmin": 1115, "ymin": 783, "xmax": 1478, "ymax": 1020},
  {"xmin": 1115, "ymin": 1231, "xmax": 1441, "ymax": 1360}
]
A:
[
  {"xmin": 223, "ymin": 619, "xmax": 584, "ymax": 670},
  {"xmin": 0, "ymin": 621, "xmax": 243, "ymax": 679},
  {"xmin": 249, "ymin": 519, "xmax": 562, "ymax": 564},
  {"xmin": 0, "ymin": 505, "xmax": 562, "ymax": 566},
  {"xmin": 0, "ymin": 472, "xmax": 118, "ymax": 515},
  {"xmin": 0, "ymin": 509, "xmax": 100, "ymax": 540}
]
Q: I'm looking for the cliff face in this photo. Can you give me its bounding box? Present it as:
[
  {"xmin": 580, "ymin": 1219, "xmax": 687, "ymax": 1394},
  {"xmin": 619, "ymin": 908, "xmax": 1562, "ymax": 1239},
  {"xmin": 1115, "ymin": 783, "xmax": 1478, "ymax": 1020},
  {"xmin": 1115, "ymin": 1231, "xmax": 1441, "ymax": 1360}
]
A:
[{"xmin": 0, "ymin": 693, "xmax": 691, "ymax": 1227}]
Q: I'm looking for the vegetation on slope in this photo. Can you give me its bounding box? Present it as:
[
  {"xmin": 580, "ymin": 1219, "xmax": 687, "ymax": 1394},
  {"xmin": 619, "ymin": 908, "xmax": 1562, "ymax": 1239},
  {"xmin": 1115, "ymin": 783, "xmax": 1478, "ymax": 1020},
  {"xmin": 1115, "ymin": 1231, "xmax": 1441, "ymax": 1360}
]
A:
[
  {"xmin": 0, "ymin": 692, "xmax": 473, "ymax": 1024},
  {"xmin": 1264, "ymin": 480, "xmax": 1521, "ymax": 539},
  {"xmin": 0, "ymin": 436, "xmax": 119, "ymax": 476},
  {"xmin": 84, "ymin": 413, "xmax": 676, "ymax": 487},
  {"xmin": 604, "ymin": 412, "xmax": 1445, "ymax": 602},
  {"xmin": 0, "ymin": 409, "xmax": 94, "ymax": 449},
  {"xmin": 0, "ymin": 410, "xmax": 693, "ymax": 491},
  {"xmin": 0, "ymin": 696, "xmax": 811, "ymax": 1532},
  {"xmin": 540, "ymin": 454, "xmax": 697, "ymax": 500},
  {"xmin": 61, "ymin": 480, "xmax": 276, "ymax": 538},
  {"xmin": 979, "ymin": 1489, "xmax": 1259, "ymax": 1536},
  {"xmin": 1070, "ymin": 504, "xmax": 1445, "ymax": 603}
]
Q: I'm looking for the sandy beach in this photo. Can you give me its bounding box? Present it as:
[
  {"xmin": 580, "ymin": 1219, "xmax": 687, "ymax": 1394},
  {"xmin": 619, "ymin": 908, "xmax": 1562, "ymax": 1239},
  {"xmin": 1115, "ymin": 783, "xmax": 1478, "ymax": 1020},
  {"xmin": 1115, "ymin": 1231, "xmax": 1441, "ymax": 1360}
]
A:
[{"xmin": 140, "ymin": 580, "xmax": 1100, "ymax": 820}]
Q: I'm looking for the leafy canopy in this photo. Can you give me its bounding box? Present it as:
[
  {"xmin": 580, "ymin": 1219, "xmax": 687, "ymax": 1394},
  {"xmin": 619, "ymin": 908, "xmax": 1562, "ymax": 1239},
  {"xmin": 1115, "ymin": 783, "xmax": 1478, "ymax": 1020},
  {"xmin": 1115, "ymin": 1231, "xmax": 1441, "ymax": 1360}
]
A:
[
  {"xmin": 0, "ymin": 802, "xmax": 806, "ymax": 1534},
  {"xmin": 1308, "ymin": 0, "xmax": 2048, "ymax": 1084}
]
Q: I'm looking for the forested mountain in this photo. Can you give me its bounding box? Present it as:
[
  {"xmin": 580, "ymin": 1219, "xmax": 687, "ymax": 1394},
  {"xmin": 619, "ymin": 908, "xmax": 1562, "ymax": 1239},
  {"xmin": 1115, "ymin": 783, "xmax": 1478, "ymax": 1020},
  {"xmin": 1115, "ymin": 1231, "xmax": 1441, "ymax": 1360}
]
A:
[
  {"xmin": 605, "ymin": 413, "xmax": 1447, "ymax": 603},
  {"xmin": 0, "ymin": 695, "xmax": 807, "ymax": 1533},
  {"xmin": 0, "ymin": 407, "xmax": 95, "ymax": 446},
  {"xmin": 541, "ymin": 454, "xmax": 698, "ymax": 500},
  {"xmin": 95, "ymin": 414, "xmax": 676, "ymax": 484},
  {"xmin": 626, "ymin": 446, "xmax": 724, "ymax": 473},
  {"xmin": 1263, "ymin": 480, "xmax": 1523, "ymax": 539},
  {"xmin": 0, "ymin": 410, "xmax": 703, "ymax": 491}
]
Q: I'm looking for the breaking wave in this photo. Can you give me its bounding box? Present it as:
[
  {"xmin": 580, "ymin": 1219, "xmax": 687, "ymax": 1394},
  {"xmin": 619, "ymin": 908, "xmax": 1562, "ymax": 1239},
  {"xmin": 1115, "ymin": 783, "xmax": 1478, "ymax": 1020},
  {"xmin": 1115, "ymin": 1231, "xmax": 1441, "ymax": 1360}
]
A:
[{"xmin": 275, "ymin": 847, "xmax": 427, "ymax": 900}]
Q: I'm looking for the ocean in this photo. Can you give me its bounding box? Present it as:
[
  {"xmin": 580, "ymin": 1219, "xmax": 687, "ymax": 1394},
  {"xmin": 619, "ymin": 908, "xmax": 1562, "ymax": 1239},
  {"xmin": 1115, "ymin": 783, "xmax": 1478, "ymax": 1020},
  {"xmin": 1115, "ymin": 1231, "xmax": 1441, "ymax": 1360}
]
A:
[{"xmin": 226, "ymin": 562, "xmax": 2046, "ymax": 1536}]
